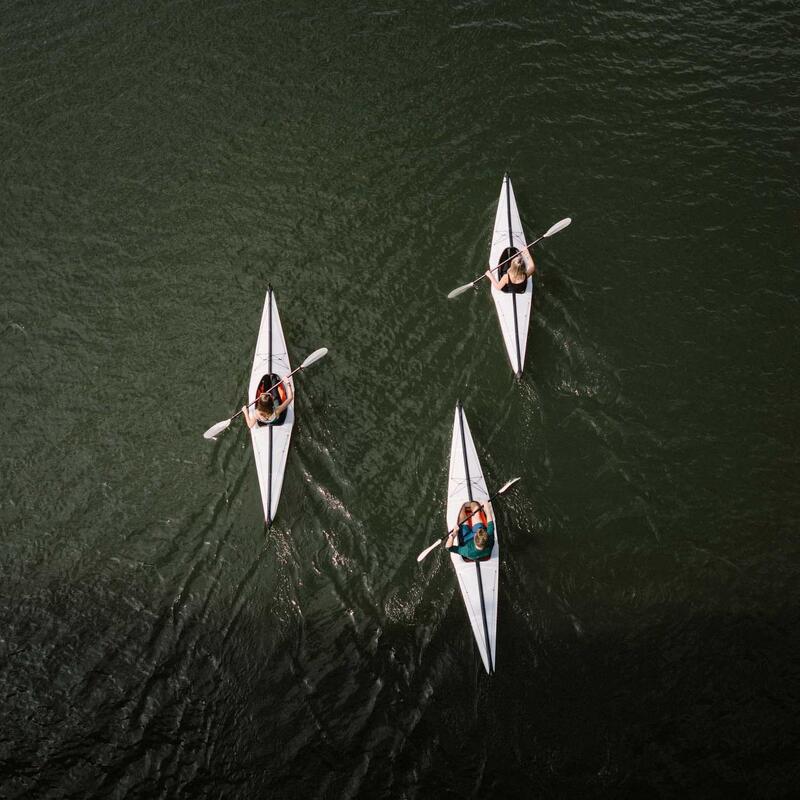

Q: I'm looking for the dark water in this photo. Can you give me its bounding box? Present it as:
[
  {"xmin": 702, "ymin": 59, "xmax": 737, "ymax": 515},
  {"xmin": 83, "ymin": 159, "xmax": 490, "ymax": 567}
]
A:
[{"xmin": 1, "ymin": 1, "xmax": 798, "ymax": 797}]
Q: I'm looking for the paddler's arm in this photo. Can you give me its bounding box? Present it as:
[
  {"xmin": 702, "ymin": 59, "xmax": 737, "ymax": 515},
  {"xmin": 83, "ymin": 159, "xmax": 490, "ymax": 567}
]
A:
[
  {"xmin": 484, "ymin": 267, "xmax": 508, "ymax": 290},
  {"xmin": 484, "ymin": 504, "xmax": 495, "ymax": 543},
  {"xmin": 445, "ymin": 528, "xmax": 458, "ymax": 550},
  {"xmin": 521, "ymin": 246, "xmax": 535, "ymax": 276},
  {"xmin": 274, "ymin": 379, "xmax": 294, "ymax": 415},
  {"xmin": 241, "ymin": 405, "xmax": 257, "ymax": 429}
]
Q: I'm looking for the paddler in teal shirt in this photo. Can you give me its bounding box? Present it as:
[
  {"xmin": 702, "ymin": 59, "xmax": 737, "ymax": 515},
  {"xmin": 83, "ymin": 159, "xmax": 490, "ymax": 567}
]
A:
[{"xmin": 446, "ymin": 501, "xmax": 495, "ymax": 560}]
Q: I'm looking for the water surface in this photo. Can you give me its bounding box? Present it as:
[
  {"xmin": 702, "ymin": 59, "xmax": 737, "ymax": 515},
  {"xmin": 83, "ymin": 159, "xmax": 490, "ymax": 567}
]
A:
[{"xmin": 1, "ymin": 1, "xmax": 798, "ymax": 797}]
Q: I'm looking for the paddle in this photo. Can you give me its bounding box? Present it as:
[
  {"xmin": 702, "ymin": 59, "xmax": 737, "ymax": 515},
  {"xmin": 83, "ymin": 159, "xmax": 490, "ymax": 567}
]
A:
[
  {"xmin": 416, "ymin": 477, "xmax": 521, "ymax": 563},
  {"xmin": 202, "ymin": 347, "xmax": 329, "ymax": 440},
  {"xmin": 446, "ymin": 217, "xmax": 572, "ymax": 300}
]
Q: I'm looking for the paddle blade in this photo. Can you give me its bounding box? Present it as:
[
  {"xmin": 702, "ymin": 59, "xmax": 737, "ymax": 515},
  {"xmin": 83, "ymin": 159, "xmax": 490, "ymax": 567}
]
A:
[
  {"xmin": 203, "ymin": 418, "xmax": 231, "ymax": 440},
  {"xmin": 447, "ymin": 283, "xmax": 474, "ymax": 300},
  {"xmin": 497, "ymin": 476, "xmax": 521, "ymax": 494},
  {"xmin": 543, "ymin": 217, "xmax": 572, "ymax": 237},
  {"xmin": 300, "ymin": 347, "xmax": 328, "ymax": 369},
  {"xmin": 416, "ymin": 539, "xmax": 442, "ymax": 562}
]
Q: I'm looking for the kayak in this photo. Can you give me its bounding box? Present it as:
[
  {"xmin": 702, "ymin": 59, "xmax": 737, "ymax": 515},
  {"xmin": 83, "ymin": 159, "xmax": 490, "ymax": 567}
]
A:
[
  {"xmin": 248, "ymin": 285, "xmax": 294, "ymax": 527},
  {"xmin": 446, "ymin": 400, "xmax": 499, "ymax": 675},
  {"xmin": 489, "ymin": 172, "xmax": 532, "ymax": 377}
]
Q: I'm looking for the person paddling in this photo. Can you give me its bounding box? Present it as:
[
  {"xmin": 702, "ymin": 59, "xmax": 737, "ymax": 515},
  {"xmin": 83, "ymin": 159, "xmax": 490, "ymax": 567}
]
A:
[
  {"xmin": 445, "ymin": 500, "xmax": 495, "ymax": 560},
  {"xmin": 484, "ymin": 245, "xmax": 535, "ymax": 294},
  {"xmin": 242, "ymin": 378, "xmax": 293, "ymax": 428}
]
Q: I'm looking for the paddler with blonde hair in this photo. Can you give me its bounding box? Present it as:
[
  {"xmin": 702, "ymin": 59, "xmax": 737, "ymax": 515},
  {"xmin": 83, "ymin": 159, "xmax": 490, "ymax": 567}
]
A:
[{"xmin": 484, "ymin": 244, "xmax": 535, "ymax": 293}]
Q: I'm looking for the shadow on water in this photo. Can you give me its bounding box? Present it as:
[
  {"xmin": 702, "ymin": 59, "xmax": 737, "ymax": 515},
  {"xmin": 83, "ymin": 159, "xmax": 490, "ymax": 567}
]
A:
[{"xmin": 2, "ymin": 545, "xmax": 798, "ymax": 800}]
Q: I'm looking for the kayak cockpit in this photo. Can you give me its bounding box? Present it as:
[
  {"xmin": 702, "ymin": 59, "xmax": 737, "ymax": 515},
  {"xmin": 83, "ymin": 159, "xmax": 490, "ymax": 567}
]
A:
[{"xmin": 254, "ymin": 372, "xmax": 288, "ymax": 427}]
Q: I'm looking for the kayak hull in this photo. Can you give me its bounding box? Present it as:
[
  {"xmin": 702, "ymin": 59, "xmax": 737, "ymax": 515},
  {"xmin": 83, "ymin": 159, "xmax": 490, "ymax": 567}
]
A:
[
  {"xmin": 489, "ymin": 173, "xmax": 532, "ymax": 377},
  {"xmin": 248, "ymin": 286, "xmax": 294, "ymax": 526},
  {"xmin": 447, "ymin": 401, "xmax": 499, "ymax": 675}
]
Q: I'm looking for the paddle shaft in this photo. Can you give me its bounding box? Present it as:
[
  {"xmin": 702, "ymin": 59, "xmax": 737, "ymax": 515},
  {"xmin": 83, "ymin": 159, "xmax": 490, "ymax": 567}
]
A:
[
  {"xmin": 486, "ymin": 216, "xmax": 571, "ymax": 279},
  {"xmin": 447, "ymin": 217, "xmax": 572, "ymax": 299}
]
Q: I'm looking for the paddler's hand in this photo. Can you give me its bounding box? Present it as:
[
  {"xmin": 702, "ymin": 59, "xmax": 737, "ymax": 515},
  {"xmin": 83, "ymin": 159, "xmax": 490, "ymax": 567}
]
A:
[{"xmin": 445, "ymin": 530, "xmax": 456, "ymax": 548}]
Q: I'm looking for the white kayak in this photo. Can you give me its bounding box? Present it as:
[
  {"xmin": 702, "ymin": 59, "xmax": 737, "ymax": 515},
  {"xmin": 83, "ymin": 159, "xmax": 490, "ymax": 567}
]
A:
[
  {"xmin": 248, "ymin": 285, "xmax": 294, "ymax": 527},
  {"xmin": 446, "ymin": 401, "xmax": 499, "ymax": 675},
  {"xmin": 489, "ymin": 173, "xmax": 532, "ymax": 377}
]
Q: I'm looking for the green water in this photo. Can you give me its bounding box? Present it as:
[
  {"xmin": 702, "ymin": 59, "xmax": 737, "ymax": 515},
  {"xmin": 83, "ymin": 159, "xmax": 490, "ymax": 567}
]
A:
[{"xmin": 1, "ymin": 1, "xmax": 798, "ymax": 797}]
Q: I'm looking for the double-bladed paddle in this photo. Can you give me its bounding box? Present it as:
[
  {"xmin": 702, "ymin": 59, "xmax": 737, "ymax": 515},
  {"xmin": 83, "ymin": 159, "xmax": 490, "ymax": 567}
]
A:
[
  {"xmin": 416, "ymin": 476, "xmax": 521, "ymax": 562},
  {"xmin": 202, "ymin": 347, "xmax": 328, "ymax": 440},
  {"xmin": 446, "ymin": 217, "xmax": 572, "ymax": 300}
]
